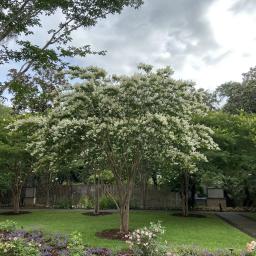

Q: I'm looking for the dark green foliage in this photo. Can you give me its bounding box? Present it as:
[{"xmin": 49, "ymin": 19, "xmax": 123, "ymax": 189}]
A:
[
  {"xmin": 215, "ymin": 66, "xmax": 256, "ymax": 114},
  {"xmin": 99, "ymin": 196, "xmax": 117, "ymax": 210},
  {"xmin": 0, "ymin": 104, "xmax": 34, "ymax": 212},
  {"xmin": 199, "ymin": 111, "xmax": 256, "ymax": 206},
  {"xmin": 55, "ymin": 198, "xmax": 72, "ymax": 209},
  {"xmin": 173, "ymin": 245, "xmax": 243, "ymax": 256}
]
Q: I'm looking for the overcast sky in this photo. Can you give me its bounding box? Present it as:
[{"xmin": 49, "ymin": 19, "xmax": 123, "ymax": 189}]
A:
[
  {"xmin": 1, "ymin": 0, "xmax": 256, "ymax": 91},
  {"xmin": 73, "ymin": 0, "xmax": 256, "ymax": 90}
]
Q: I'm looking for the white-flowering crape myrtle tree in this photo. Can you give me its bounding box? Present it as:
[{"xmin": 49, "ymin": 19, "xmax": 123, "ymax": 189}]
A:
[{"xmin": 44, "ymin": 64, "xmax": 217, "ymax": 232}]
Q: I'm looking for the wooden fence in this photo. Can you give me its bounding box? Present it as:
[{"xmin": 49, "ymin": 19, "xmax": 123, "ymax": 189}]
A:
[{"xmin": 34, "ymin": 184, "xmax": 181, "ymax": 210}]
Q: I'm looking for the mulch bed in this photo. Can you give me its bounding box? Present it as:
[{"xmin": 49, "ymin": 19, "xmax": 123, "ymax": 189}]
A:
[
  {"xmin": 172, "ymin": 212, "xmax": 206, "ymax": 218},
  {"xmin": 96, "ymin": 229, "xmax": 130, "ymax": 241},
  {"xmin": 117, "ymin": 249, "xmax": 134, "ymax": 256},
  {"xmin": 82, "ymin": 211, "xmax": 113, "ymax": 217},
  {"xmin": 0, "ymin": 211, "xmax": 31, "ymax": 215}
]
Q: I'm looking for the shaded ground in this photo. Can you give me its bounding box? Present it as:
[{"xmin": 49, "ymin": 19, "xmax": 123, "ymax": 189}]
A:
[
  {"xmin": 0, "ymin": 211, "xmax": 31, "ymax": 215},
  {"xmin": 172, "ymin": 212, "xmax": 206, "ymax": 218},
  {"xmin": 96, "ymin": 229, "xmax": 129, "ymax": 240},
  {"xmin": 82, "ymin": 211, "xmax": 113, "ymax": 217},
  {"xmin": 0, "ymin": 210, "xmax": 252, "ymax": 250},
  {"xmin": 216, "ymin": 212, "xmax": 256, "ymax": 238}
]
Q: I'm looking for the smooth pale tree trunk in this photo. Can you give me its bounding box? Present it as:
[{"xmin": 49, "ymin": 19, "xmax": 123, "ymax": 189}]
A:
[
  {"xmin": 94, "ymin": 174, "xmax": 100, "ymax": 215},
  {"xmin": 46, "ymin": 185, "xmax": 50, "ymax": 208},
  {"xmin": 12, "ymin": 187, "xmax": 22, "ymax": 214},
  {"xmin": 141, "ymin": 176, "xmax": 148, "ymax": 210},
  {"xmin": 67, "ymin": 178, "xmax": 73, "ymax": 209},
  {"xmin": 105, "ymin": 188, "xmax": 120, "ymax": 210},
  {"xmin": 45, "ymin": 172, "xmax": 52, "ymax": 208},
  {"xmin": 181, "ymin": 171, "xmax": 189, "ymax": 217}
]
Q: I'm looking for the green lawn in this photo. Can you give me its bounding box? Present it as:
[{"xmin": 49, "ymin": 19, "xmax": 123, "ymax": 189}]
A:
[{"xmin": 0, "ymin": 210, "xmax": 252, "ymax": 250}]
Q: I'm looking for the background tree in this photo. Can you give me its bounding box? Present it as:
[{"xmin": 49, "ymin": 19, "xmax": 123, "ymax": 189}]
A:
[
  {"xmin": 215, "ymin": 66, "xmax": 256, "ymax": 113},
  {"xmin": 199, "ymin": 111, "xmax": 256, "ymax": 207},
  {"xmin": 0, "ymin": 0, "xmax": 143, "ymax": 112},
  {"xmin": 22, "ymin": 116, "xmax": 83, "ymax": 208},
  {"xmin": 198, "ymin": 88, "xmax": 218, "ymax": 110},
  {"xmin": 0, "ymin": 109, "xmax": 36, "ymax": 213},
  {"xmin": 0, "ymin": 104, "xmax": 12, "ymax": 196}
]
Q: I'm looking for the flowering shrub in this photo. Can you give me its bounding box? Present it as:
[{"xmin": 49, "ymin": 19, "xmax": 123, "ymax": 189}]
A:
[
  {"xmin": 0, "ymin": 238, "xmax": 40, "ymax": 256},
  {"xmin": 0, "ymin": 220, "xmax": 113, "ymax": 256},
  {"xmin": 171, "ymin": 245, "xmax": 242, "ymax": 256},
  {"xmin": 126, "ymin": 221, "xmax": 167, "ymax": 256},
  {"xmin": 67, "ymin": 231, "xmax": 86, "ymax": 256},
  {"xmin": 0, "ymin": 219, "xmax": 17, "ymax": 232},
  {"xmin": 246, "ymin": 241, "xmax": 256, "ymax": 255}
]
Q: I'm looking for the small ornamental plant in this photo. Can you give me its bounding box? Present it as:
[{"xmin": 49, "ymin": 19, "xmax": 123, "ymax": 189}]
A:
[
  {"xmin": 126, "ymin": 221, "xmax": 167, "ymax": 256},
  {"xmin": 0, "ymin": 219, "xmax": 17, "ymax": 232},
  {"xmin": 246, "ymin": 241, "xmax": 256, "ymax": 255},
  {"xmin": 0, "ymin": 238, "xmax": 40, "ymax": 256},
  {"xmin": 67, "ymin": 231, "xmax": 86, "ymax": 256}
]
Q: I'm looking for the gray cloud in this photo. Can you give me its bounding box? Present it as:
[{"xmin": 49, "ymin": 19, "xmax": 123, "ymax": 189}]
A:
[
  {"xmin": 230, "ymin": 0, "xmax": 256, "ymax": 13},
  {"xmin": 72, "ymin": 0, "xmax": 220, "ymax": 74},
  {"xmin": 203, "ymin": 50, "xmax": 231, "ymax": 65},
  {"xmin": 2, "ymin": 0, "xmax": 254, "ymax": 91}
]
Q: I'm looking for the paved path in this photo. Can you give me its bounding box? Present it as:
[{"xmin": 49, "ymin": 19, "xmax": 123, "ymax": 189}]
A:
[{"xmin": 216, "ymin": 212, "xmax": 256, "ymax": 238}]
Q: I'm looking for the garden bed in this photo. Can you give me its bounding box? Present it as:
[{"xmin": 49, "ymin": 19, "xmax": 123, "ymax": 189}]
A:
[{"xmin": 0, "ymin": 221, "xmax": 126, "ymax": 256}]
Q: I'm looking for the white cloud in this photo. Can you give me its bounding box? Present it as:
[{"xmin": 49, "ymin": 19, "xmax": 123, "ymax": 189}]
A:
[
  {"xmin": 178, "ymin": 0, "xmax": 256, "ymax": 90},
  {"xmin": 1, "ymin": 0, "xmax": 256, "ymax": 92},
  {"xmin": 71, "ymin": 0, "xmax": 256, "ymax": 90}
]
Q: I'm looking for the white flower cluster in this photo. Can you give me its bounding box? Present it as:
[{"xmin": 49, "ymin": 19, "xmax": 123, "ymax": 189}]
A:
[
  {"xmin": 25, "ymin": 65, "xmax": 218, "ymax": 221},
  {"xmin": 247, "ymin": 241, "xmax": 256, "ymax": 254},
  {"xmin": 126, "ymin": 221, "xmax": 166, "ymax": 256}
]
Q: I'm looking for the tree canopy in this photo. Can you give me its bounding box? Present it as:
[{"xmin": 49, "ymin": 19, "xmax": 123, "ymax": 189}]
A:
[
  {"xmin": 0, "ymin": 0, "xmax": 143, "ymax": 112},
  {"xmin": 28, "ymin": 64, "xmax": 217, "ymax": 230},
  {"xmin": 199, "ymin": 111, "xmax": 256, "ymax": 206},
  {"xmin": 0, "ymin": 105, "xmax": 35, "ymax": 212},
  {"xmin": 215, "ymin": 66, "xmax": 256, "ymax": 114}
]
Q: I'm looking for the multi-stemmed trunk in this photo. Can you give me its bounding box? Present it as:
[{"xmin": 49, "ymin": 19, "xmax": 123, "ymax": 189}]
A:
[
  {"xmin": 105, "ymin": 147, "xmax": 140, "ymax": 234},
  {"xmin": 12, "ymin": 186, "xmax": 22, "ymax": 214},
  {"xmin": 117, "ymin": 180, "xmax": 133, "ymax": 233},
  {"xmin": 181, "ymin": 171, "xmax": 189, "ymax": 217}
]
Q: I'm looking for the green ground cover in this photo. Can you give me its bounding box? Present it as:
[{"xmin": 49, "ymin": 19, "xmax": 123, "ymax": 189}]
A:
[{"xmin": 0, "ymin": 210, "xmax": 252, "ymax": 250}]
